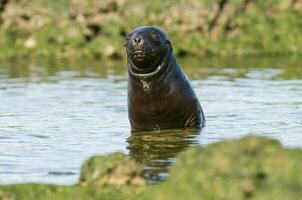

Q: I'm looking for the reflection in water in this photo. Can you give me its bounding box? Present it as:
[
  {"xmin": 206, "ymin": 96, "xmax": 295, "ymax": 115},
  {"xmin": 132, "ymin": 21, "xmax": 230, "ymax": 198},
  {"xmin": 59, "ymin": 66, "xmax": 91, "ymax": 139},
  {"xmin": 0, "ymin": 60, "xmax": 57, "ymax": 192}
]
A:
[
  {"xmin": 127, "ymin": 129, "xmax": 200, "ymax": 183},
  {"xmin": 0, "ymin": 55, "xmax": 302, "ymax": 184},
  {"xmin": 0, "ymin": 57, "xmax": 126, "ymax": 80},
  {"xmin": 1, "ymin": 54, "xmax": 301, "ymax": 81},
  {"xmin": 179, "ymin": 55, "xmax": 302, "ymax": 80}
]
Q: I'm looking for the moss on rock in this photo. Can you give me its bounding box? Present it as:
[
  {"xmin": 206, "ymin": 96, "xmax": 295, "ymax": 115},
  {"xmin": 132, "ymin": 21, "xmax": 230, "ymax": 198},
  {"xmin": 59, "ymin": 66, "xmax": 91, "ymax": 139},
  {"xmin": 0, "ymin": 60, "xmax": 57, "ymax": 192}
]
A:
[
  {"xmin": 0, "ymin": 0, "xmax": 302, "ymax": 58},
  {"xmin": 80, "ymin": 152, "xmax": 146, "ymax": 186},
  {"xmin": 141, "ymin": 136, "xmax": 302, "ymax": 200},
  {"xmin": 0, "ymin": 152, "xmax": 145, "ymax": 200},
  {"xmin": 2, "ymin": 136, "xmax": 302, "ymax": 200}
]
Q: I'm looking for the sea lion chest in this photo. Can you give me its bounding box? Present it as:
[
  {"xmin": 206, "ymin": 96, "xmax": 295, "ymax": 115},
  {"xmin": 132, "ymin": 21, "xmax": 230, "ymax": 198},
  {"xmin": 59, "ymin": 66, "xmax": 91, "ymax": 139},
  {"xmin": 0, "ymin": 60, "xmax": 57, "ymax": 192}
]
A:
[{"xmin": 128, "ymin": 63, "xmax": 200, "ymax": 130}]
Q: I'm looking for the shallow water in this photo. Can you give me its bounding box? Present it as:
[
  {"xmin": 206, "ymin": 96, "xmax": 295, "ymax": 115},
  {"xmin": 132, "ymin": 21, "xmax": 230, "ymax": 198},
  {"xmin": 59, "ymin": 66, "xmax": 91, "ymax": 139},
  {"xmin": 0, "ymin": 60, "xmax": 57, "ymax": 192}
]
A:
[{"xmin": 0, "ymin": 55, "xmax": 301, "ymax": 184}]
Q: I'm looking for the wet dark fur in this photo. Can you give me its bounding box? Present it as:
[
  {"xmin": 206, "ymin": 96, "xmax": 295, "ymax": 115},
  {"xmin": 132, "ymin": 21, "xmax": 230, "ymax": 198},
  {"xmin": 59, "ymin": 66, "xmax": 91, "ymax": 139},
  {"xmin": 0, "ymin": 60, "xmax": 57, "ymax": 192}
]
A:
[{"xmin": 125, "ymin": 26, "xmax": 205, "ymax": 131}]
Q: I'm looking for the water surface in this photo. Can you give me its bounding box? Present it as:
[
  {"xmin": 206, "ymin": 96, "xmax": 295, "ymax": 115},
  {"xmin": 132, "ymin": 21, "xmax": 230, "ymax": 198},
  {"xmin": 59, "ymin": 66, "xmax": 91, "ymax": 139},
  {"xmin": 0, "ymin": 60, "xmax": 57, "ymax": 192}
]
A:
[{"xmin": 0, "ymin": 55, "xmax": 301, "ymax": 184}]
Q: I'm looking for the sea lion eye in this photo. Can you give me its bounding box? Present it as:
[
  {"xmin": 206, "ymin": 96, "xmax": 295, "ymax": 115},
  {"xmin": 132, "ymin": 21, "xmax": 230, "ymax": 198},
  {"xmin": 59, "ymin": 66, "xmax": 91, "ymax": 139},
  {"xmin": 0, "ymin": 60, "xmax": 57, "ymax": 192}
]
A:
[
  {"xmin": 126, "ymin": 35, "xmax": 130, "ymax": 41},
  {"xmin": 151, "ymin": 32, "xmax": 160, "ymax": 41},
  {"xmin": 126, "ymin": 33, "xmax": 133, "ymax": 41},
  {"xmin": 124, "ymin": 33, "xmax": 133, "ymax": 47}
]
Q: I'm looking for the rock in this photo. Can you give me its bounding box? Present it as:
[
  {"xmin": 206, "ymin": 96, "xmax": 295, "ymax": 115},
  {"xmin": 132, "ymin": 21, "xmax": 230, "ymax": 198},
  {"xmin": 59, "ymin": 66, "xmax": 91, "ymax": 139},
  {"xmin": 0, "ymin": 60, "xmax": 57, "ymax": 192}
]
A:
[
  {"xmin": 1, "ymin": 136, "xmax": 302, "ymax": 199},
  {"xmin": 80, "ymin": 152, "xmax": 146, "ymax": 186},
  {"xmin": 103, "ymin": 44, "xmax": 121, "ymax": 59},
  {"xmin": 0, "ymin": 191, "xmax": 14, "ymax": 200},
  {"xmin": 24, "ymin": 36, "xmax": 36, "ymax": 49},
  {"xmin": 141, "ymin": 136, "xmax": 302, "ymax": 200}
]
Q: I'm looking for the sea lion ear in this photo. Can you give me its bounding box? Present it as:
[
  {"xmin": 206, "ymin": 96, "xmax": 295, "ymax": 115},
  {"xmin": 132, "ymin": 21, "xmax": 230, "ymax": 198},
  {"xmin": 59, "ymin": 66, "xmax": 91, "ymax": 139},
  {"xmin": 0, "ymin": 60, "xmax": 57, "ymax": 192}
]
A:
[
  {"xmin": 166, "ymin": 40, "xmax": 171, "ymax": 46},
  {"xmin": 124, "ymin": 33, "xmax": 132, "ymax": 47}
]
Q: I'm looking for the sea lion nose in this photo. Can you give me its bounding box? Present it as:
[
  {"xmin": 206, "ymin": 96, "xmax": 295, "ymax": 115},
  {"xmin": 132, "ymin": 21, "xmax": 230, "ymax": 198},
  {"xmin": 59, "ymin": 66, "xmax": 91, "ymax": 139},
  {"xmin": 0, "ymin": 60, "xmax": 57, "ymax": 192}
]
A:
[{"xmin": 132, "ymin": 36, "xmax": 144, "ymax": 46}]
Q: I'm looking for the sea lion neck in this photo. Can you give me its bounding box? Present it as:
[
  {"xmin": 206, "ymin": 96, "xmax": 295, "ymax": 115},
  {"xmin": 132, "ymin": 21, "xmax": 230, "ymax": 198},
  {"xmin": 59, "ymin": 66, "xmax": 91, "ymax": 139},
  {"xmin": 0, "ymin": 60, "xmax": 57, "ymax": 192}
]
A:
[{"xmin": 127, "ymin": 46, "xmax": 173, "ymax": 80}]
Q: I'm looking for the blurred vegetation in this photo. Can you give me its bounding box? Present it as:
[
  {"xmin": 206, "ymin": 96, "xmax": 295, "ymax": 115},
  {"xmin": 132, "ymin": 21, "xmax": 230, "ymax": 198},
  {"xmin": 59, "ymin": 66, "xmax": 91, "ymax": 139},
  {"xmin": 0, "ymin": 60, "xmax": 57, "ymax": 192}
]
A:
[
  {"xmin": 2, "ymin": 136, "xmax": 302, "ymax": 200},
  {"xmin": 0, "ymin": 152, "xmax": 146, "ymax": 200},
  {"xmin": 140, "ymin": 136, "xmax": 302, "ymax": 200},
  {"xmin": 0, "ymin": 0, "xmax": 302, "ymax": 59}
]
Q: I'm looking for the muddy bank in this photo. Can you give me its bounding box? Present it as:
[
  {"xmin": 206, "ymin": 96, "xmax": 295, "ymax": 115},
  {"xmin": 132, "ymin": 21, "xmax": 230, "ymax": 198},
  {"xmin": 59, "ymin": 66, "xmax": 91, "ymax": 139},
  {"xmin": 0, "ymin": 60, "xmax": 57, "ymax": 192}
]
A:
[
  {"xmin": 1, "ymin": 136, "xmax": 302, "ymax": 200},
  {"xmin": 0, "ymin": 0, "xmax": 302, "ymax": 59}
]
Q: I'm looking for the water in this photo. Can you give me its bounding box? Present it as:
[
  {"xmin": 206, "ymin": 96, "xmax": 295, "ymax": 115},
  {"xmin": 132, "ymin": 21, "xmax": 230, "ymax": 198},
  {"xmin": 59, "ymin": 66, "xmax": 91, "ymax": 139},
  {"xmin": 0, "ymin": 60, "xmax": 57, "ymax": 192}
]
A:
[{"xmin": 0, "ymin": 55, "xmax": 301, "ymax": 185}]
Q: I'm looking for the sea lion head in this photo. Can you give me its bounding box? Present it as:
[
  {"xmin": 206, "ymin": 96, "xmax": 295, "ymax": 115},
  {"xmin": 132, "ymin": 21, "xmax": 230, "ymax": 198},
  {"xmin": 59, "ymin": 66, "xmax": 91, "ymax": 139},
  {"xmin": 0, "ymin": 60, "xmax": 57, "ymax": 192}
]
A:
[{"xmin": 125, "ymin": 26, "xmax": 171, "ymax": 74}]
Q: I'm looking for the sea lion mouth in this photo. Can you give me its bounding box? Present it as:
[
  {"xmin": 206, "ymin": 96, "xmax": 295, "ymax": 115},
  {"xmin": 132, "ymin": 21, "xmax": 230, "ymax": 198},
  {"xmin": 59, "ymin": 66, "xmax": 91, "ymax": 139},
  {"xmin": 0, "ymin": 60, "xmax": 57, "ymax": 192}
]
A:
[
  {"xmin": 132, "ymin": 50, "xmax": 148, "ymax": 61},
  {"xmin": 128, "ymin": 47, "xmax": 171, "ymax": 79}
]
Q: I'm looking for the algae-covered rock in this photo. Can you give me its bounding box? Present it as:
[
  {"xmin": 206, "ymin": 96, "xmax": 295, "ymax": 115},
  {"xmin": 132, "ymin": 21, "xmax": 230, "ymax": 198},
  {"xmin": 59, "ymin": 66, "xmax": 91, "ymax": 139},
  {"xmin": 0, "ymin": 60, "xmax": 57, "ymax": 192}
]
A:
[
  {"xmin": 0, "ymin": 183, "xmax": 144, "ymax": 200},
  {"xmin": 1, "ymin": 0, "xmax": 302, "ymax": 58},
  {"xmin": 80, "ymin": 152, "xmax": 146, "ymax": 186},
  {"xmin": 141, "ymin": 136, "xmax": 302, "ymax": 200},
  {"xmin": 0, "ymin": 190, "xmax": 14, "ymax": 200},
  {"xmin": 0, "ymin": 152, "xmax": 146, "ymax": 200},
  {"xmin": 2, "ymin": 136, "xmax": 302, "ymax": 200}
]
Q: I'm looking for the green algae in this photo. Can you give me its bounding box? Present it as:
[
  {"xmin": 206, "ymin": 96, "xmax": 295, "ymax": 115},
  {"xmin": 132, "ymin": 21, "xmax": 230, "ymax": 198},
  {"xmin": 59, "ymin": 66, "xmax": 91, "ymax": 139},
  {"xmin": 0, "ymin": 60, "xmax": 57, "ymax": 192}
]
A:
[
  {"xmin": 80, "ymin": 152, "xmax": 146, "ymax": 186},
  {"xmin": 0, "ymin": 184, "xmax": 143, "ymax": 200},
  {"xmin": 0, "ymin": 153, "xmax": 145, "ymax": 200},
  {"xmin": 0, "ymin": 0, "xmax": 302, "ymax": 59},
  {"xmin": 140, "ymin": 136, "xmax": 302, "ymax": 200},
  {"xmin": 2, "ymin": 136, "xmax": 302, "ymax": 200}
]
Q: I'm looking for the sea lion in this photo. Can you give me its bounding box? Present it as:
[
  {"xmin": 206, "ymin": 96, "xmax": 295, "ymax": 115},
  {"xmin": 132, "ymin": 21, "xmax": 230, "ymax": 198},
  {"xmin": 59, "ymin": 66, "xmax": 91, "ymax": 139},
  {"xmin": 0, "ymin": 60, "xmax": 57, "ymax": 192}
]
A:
[{"xmin": 125, "ymin": 26, "xmax": 205, "ymax": 131}]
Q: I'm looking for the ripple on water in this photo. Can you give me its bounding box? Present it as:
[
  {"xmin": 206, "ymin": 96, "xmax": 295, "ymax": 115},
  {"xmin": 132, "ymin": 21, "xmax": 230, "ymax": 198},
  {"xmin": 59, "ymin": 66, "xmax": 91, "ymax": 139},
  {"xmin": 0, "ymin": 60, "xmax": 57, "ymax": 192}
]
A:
[{"xmin": 0, "ymin": 58, "xmax": 301, "ymax": 184}]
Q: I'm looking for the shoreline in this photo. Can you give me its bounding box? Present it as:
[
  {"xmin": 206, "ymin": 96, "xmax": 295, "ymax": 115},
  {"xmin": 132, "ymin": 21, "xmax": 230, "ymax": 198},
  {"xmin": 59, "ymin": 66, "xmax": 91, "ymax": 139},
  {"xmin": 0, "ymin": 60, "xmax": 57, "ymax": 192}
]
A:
[{"xmin": 0, "ymin": 0, "xmax": 301, "ymax": 59}]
